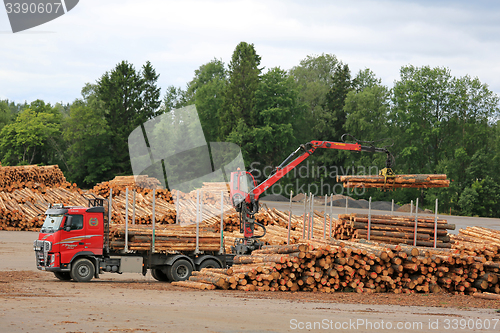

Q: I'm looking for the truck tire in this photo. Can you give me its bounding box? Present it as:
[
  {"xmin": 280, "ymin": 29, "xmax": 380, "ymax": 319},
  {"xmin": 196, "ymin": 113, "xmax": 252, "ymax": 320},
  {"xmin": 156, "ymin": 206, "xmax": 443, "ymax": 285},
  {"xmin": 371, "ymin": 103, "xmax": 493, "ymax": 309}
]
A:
[
  {"xmin": 70, "ymin": 258, "xmax": 95, "ymax": 282},
  {"xmin": 167, "ymin": 259, "xmax": 192, "ymax": 282},
  {"xmin": 151, "ymin": 268, "xmax": 169, "ymax": 282},
  {"xmin": 53, "ymin": 271, "xmax": 72, "ymax": 281},
  {"xmin": 198, "ymin": 259, "xmax": 221, "ymax": 270}
]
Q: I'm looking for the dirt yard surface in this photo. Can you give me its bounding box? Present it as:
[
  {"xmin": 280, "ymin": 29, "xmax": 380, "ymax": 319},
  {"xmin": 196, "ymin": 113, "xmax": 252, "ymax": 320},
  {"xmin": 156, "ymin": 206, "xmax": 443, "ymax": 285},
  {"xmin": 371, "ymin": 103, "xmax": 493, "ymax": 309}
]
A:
[{"xmin": 2, "ymin": 231, "xmax": 500, "ymax": 332}]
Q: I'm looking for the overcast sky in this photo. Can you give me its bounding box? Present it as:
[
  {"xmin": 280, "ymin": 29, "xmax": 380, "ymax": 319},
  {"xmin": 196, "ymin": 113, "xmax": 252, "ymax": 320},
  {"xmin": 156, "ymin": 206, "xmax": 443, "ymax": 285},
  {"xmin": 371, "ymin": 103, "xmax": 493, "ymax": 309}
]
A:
[{"xmin": 1, "ymin": 0, "xmax": 499, "ymax": 104}]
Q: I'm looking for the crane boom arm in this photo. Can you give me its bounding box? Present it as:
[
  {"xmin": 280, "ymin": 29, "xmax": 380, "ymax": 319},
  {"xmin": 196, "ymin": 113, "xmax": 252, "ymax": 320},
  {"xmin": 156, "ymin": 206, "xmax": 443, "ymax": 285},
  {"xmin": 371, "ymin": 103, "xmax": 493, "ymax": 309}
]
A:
[{"xmin": 251, "ymin": 140, "xmax": 391, "ymax": 200}]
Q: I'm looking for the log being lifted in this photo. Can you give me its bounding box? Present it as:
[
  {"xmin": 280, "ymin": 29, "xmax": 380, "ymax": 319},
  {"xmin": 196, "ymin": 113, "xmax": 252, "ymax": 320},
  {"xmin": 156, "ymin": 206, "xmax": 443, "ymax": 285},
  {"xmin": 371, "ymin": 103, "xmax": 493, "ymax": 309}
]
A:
[{"xmin": 337, "ymin": 174, "xmax": 450, "ymax": 189}]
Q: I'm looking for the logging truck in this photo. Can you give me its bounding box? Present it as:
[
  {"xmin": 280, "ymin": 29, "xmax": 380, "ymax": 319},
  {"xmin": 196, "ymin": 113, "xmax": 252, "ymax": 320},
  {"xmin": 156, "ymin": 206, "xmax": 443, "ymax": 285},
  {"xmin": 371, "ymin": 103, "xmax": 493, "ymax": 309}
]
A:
[
  {"xmin": 33, "ymin": 197, "xmax": 231, "ymax": 282},
  {"xmin": 34, "ymin": 135, "xmax": 397, "ymax": 282}
]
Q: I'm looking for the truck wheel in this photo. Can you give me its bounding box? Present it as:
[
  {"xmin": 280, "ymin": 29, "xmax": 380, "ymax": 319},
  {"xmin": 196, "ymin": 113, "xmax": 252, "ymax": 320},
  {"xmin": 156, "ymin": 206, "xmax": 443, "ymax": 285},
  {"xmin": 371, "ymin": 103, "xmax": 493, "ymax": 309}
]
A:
[
  {"xmin": 167, "ymin": 259, "xmax": 192, "ymax": 282},
  {"xmin": 53, "ymin": 272, "xmax": 72, "ymax": 281},
  {"xmin": 70, "ymin": 258, "xmax": 95, "ymax": 282},
  {"xmin": 151, "ymin": 268, "xmax": 169, "ymax": 282},
  {"xmin": 199, "ymin": 259, "xmax": 221, "ymax": 270}
]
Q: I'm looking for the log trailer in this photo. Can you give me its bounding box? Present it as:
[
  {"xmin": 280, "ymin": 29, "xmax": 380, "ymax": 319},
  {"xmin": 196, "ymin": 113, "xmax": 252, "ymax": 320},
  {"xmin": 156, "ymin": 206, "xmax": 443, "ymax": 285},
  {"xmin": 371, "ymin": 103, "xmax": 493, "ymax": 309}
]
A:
[{"xmin": 34, "ymin": 136, "xmax": 393, "ymax": 282}]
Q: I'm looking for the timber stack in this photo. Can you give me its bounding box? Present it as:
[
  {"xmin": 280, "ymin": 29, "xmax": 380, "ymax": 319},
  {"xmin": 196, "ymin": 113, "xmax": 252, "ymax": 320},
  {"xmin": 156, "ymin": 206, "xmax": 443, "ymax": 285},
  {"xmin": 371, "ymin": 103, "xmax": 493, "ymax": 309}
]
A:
[
  {"xmin": 175, "ymin": 183, "xmax": 231, "ymax": 206},
  {"xmin": 175, "ymin": 237, "xmax": 500, "ymax": 295},
  {"xmin": 91, "ymin": 176, "xmax": 172, "ymax": 202},
  {"xmin": 451, "ymin": 227, "xmax": 500, "ymax": 260},
  {"xmin": 0, "ymin": 187, "xmax": 87, "ymax": 231},
  {"xmin": 338, "ymin": 174, "xmax": 450, "ymax": 189},
  {"xmin": 107, "ymin": 189, "xmax": 177, "ymax": 225},
  {"xmin": 109, "ymin": 223, "xmax": 220, "ymax": 252},
  {"xmin": 334, "ymin": 213, "xmax": 455, "ymax": 248},
  {"xmin": 222, "ymin": 208, "xmax": 331, "ymax": 251},
  {"xmin": 0, "ymin": 164, "xmax": 78, "ymax": 193}
]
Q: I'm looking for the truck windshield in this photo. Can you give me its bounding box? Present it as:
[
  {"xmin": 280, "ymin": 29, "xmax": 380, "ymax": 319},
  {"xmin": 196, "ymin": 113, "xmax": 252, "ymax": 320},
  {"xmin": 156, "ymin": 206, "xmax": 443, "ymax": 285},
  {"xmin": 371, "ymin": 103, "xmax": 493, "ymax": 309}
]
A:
[{"xmin": 40, "ymin": 214, "xmax": 65, "ymax": 233}]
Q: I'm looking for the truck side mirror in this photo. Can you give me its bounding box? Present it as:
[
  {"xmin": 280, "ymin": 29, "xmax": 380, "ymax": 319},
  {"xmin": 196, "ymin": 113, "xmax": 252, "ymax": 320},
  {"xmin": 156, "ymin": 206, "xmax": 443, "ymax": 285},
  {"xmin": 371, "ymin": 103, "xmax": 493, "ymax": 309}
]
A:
[{"xmin": 64, "ymin": 216, "xmax": 73, "ymax": 232}]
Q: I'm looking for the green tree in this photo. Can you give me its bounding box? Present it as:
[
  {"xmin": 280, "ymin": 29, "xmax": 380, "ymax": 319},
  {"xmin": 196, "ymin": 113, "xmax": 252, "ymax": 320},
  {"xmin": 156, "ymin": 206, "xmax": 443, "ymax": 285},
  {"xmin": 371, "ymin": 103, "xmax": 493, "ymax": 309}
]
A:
[
  {"xmin": 309, "ymin": 63, "xmax": 352, "ymax": 191},
  {"xmin": 321, "ymin": 63, "xmax": 352, "ymax": 140},
  {"xmin": 458, "ymin": 177, "xmax": 500, "ymax": 217},
  {"xmin": 141, "ymin": 61, "xmax": 162, "ymax": 120},
  {"xmin": 64, "ymin": 84, "xmax": 114, "ymax": 186},
  {"xmin": 391, "ymin": 65, "xmax": 454, "ymax": 174},
  {"xmin": 231, "ymin": 67, "xmax": 300, "ymax": 176},
  {"xmin": 390, "ymin": 65, "xmax": 499, "ymax": 214},
  {"xmin": 185, "ymin": 59, "xmax": 228, "ymax": 143},
  {"xmin": 344, "ymin": 75, "xmax": 391, "ymax": 175},
  {"xmin": 96, "ymin": 60, "xmax": 161, "ymax": 175},
  {"xmin": 0, "ymin": 100, "xmax": 13, "ymax": 131},
  {"xmin": 289, "ymin": 54, "xmax": 339, "ymax": 143},
  {"xmin": 0, "ymin": 100, "xmax": 61, "ymax": 165},
  {"xmin": 162, "ymin": 86, "xmax": 188, "ymax": 112},
  {"xmin": 219, "ymin": 42, "xmax": 261, "ymax": 140}
]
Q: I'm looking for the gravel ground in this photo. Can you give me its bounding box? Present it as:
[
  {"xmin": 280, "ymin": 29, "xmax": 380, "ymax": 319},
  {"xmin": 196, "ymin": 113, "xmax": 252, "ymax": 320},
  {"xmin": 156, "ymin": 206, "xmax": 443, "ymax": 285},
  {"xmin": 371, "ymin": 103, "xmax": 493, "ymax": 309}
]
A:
[{"xmin": 2, "ymin": 230, "xmax": 500, "ymax": 332}]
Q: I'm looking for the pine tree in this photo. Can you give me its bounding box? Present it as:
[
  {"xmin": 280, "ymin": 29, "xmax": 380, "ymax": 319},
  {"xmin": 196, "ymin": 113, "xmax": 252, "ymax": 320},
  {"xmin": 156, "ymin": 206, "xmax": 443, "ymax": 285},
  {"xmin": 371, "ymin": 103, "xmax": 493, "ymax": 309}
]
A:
[{"xmin": 219, "ymin": 42, "xmax": 262, "ymax": 140}]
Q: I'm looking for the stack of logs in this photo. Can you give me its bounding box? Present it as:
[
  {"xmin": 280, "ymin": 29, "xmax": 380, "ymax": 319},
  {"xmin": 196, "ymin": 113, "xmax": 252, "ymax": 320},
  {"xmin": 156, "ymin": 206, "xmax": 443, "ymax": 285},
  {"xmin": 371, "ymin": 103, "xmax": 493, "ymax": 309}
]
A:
[
  {"xmin": 173, "ymin": 238, "xmax": 500, "ymax": 295},
  {"xmin": 0, "ymin": 187, "xmax": 87, "ymax": 230},
  {"xmin": 109, "ymin": 223, "xmax": 221, "ymax": 252},
  {"xmin": 338, "ymin": 174, "xmax": 450, "ymax": 189},
  {"xmin": 90, "ymin": 176, "xmax": 172, "ymax": 202},
  {"xmin": 334, "ymin": 213, "xmax": 455, "ymax": 248},
  {"xmin": 174, "ymin": 182, "xmax": 231, "ymax": 206},
  {"xmin": 0, "ymin": 165, "xmax": 84, "ymax": 231},
  {"xmin": 107, "ymin": 189, "xmax": 177, "ymax": 225},
  {"xmin": 451, "ymin": 227, "xmax": 500, "ymax": 260},
  {"xmin": 0, "ymin": 165, "xmax": 68, "ymax": 192},
  {"xmin": 222, "ymin": 208, "xmax": 330, "ymax": 252}
]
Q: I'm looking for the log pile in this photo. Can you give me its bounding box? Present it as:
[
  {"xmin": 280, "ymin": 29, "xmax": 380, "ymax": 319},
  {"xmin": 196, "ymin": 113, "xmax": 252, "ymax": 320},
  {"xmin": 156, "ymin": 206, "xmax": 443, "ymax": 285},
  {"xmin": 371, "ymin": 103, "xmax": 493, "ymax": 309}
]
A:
[
  {"xmin": 177, "ymin": 239, "xmax": 500, "ymax": 295},
  {"xmin": 333, "ymin": 213, "xmax": 454, "ymax": 248},
  {"xmin": 0, "ymin": 164, "xmax": 79, "ymax": 194},
  {"xmin": 109, "ymin": 175, "xmax": 161, "ymax": 189},
  {"xmin": 90, "ymin": 176, "xmax": 172, "ymax": 202},
  {"xmin": 107, "ymin": 190, "xmax": 177, "ymax": 225},
  {"xmin": 0, "ymin": 187, "xmax": 87, "ymax": 231},
  {"xmin": 451, "ymin": 227, "xmax": 500, "ymax": 260},
  {"xmin": 338, "ymin": 174, "xmax": 450, "ymax": 189},
  {"xmin": 109, "ymin": 223, "xmax": 221, "ymax": 252},
  {"xmin": 175, "ymin": 183, "xmax": 231, "ymax": 206},
  {"xmin": 0, "ymin": 165, "xmax": 68, "ymax": 191},
  {"xmin": 222, "ymin": 209, "xmax": 331, "ymax": 251}
]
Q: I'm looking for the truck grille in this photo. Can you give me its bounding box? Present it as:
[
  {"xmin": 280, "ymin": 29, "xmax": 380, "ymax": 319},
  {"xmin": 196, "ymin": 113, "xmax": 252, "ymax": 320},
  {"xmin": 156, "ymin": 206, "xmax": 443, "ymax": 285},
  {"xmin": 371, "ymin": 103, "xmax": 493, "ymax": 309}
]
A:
[
  {"xmin": 33, "ymin": 240, "xmax": 51, "ymax": 252},
  {"xmin": 34, "ymin": 240, "xmax": 52, "ymax": 269}
]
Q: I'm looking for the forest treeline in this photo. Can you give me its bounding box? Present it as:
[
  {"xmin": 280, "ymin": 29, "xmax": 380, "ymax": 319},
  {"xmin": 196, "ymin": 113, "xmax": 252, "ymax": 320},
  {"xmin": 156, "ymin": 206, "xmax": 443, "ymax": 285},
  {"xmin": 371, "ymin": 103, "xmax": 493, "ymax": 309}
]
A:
[{"xmin": 1, "ymin": 42, "xmax": 499, "ymax": 217}]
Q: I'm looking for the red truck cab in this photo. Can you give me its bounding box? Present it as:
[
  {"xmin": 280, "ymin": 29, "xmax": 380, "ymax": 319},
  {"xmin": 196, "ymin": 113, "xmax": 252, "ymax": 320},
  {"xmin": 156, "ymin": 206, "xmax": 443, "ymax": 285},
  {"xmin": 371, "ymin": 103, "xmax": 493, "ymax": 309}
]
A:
[{"xmin": 34, "ymin": 204, "xmax": 105, "ymax": 280}]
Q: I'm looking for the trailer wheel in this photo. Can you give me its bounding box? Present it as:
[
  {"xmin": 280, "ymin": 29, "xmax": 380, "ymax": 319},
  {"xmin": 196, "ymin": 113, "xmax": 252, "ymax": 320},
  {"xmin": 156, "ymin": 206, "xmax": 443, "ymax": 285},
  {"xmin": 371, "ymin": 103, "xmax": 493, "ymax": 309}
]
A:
[
  {"xmin": 151, "ymin": 268, "xmax": 169, "ymax": 282},
  {"xmin": 199, "ymin": 259, "xmax": 221, "ymax": 270},
  {"xmin": 53, "ymin": 272, "xmax": 72, "ymax": 281},
  {"xmin": 70, "ymin": 258, "xmax": 95, "ymax": 282},
  {"xmin": 167, "ymin": 259, "xmax": 192, "ymax": 282}
]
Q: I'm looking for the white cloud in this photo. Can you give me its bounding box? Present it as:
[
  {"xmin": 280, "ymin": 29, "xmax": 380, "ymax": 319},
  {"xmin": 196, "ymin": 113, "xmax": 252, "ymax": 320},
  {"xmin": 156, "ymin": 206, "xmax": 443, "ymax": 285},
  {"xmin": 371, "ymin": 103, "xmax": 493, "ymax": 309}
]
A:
[{"xmin": 0, "ymin": 0, "xmax": 499, "ymax": 103}]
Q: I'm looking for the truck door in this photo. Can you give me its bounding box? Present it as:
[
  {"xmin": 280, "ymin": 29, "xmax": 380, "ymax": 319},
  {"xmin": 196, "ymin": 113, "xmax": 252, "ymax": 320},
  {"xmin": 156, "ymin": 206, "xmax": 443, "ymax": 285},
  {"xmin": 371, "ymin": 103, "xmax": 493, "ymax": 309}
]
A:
[
  {"xmin": 59, "ymin": 214, "xmax": 85, "ymax": 264},
  {"xmin": 85, "ymin": 212, "xmax": 103, "ymax": 255}
]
